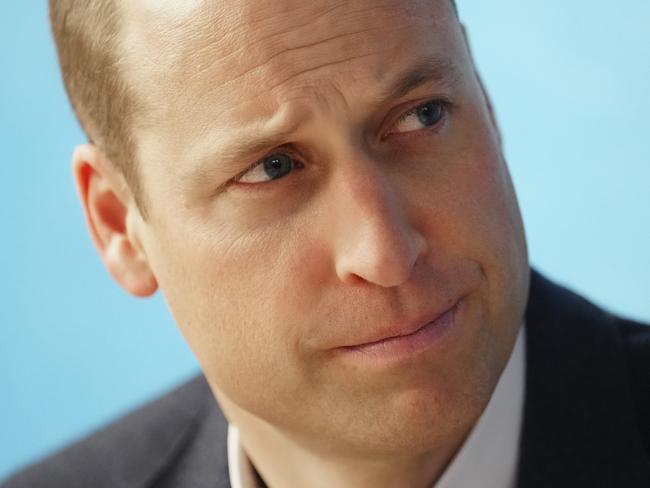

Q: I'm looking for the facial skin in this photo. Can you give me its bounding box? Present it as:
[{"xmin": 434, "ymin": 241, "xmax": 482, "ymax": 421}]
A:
[{"xmin": 75, "ymin": 0, "xmax": 529, "ymax": 486}]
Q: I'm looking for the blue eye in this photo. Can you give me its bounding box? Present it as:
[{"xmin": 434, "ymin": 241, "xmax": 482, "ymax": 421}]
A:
[
  {"xmin": 416, "ymin": 101, "xmax": 444, "ymax": 126},
  {"xmin": 262, "ymin": 154, "xmax": 294, "ymax": 180},
  {"xmin": 393, "ymin": 100, "xmax": 446, "ymax": 134},
  {"xmin": 237, "ymin": 153, "xmax": 298, "ymax": 184}
]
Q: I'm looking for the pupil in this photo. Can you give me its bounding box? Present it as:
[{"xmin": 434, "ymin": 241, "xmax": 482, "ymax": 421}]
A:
[
  {"xmin": 417, "ymin": 102, "xmax": 442, "ymax": 127},
  {"xmin": 263, "ymin": 154, "xmax": 293, "ymax": 180}
]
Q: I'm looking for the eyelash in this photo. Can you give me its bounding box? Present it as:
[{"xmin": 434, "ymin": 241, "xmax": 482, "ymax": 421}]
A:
[
  {"xmin": 231, "ymin": 147, "xmax": 304, "ymax": 188},
  {"xmin": 230, "ymin": 98, "xmax": 450, "ymax": 189},
  {"xmin": 387, "ymin": 98, "xmax": 451, "ymax": 138}
]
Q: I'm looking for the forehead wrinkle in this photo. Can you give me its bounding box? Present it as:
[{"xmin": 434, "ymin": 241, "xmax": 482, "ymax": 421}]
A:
[
  {"xmin": 126, "ymin": 0, "xmax": 453, "ymax": 125},
  {"xmin": 188, "ymin": 20, "xmax": 393, "ymax": 108},
  {"xmin": 180, "ymin": 105, "xmax": 310, "ymax": 191},
  {"xmin": 215, "ymin": 6, "xmax": 453, "ymax": 106},
  {"xmin": 237, "ymin": 24, "xmax": 388, "ymax": 91},
  {"xmin": 170, "ymin": 2, "xmax": 426, "ymax": 103},
  {"xmin": 182, "ymin": 50, "xmax": 462, "ymax": 194},
  {"xmin": 179, "ymin": 51, "xmax": 463, "ymax": 188},
  {"xmin": 266, "ymin": 48, "xmax": 391, "ymax": 98},
  {"xmin": 124, "ymin": 0, "xmax": 463, "ymax": 172}
]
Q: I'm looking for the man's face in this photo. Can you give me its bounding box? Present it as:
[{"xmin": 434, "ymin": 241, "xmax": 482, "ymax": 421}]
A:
[{"xmin": 120, "ymin": 0, "xmax": 529, "ymax": 455}]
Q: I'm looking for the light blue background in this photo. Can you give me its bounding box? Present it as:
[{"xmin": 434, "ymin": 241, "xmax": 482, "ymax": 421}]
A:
[{"xmin": 1, "ymin": 1, "xmax": 649, "ymax": 479}]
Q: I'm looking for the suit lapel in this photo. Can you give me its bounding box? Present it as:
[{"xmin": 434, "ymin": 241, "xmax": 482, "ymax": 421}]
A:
[
  {"xmin": 152, "ymin": 381, "xmax": 231, "ymax": 488},
  {"xmin": 516, "ymin": 271, "xmax": 650, "ymax": 487}
]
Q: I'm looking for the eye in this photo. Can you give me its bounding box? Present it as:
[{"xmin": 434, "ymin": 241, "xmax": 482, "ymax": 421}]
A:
[
  {"xmin": 236, "ymin": 152, "xmax": 302, "ymax": 184},
  {"xmin": 392, "ymin": 100, "xmax": 447, "ymax": 134}
]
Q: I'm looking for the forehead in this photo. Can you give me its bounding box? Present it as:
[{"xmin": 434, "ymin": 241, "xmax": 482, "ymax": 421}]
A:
[
  {"xmin": 117, "ymin": 0, "xmax": 462, "ymax": 176},
  {"xmin": 120, "ymin": 0, "xmax": 458, "ymax": 106}
]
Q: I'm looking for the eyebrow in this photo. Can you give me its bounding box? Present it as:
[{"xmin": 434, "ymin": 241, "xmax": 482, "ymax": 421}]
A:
[
  {"xmin": 383, "ymin": 55, "xmax": 461, "ymax": 100},
  {"xmin": 181, "ymin": 124, "xmax": 300, "ymax": 194},
  {"xmin": 184, "ymin": 56, "xmax": 461, "ymax": 192},
  {"xmin": 219, "ymin": 127, "xmax": 297, "ymax": 173}
]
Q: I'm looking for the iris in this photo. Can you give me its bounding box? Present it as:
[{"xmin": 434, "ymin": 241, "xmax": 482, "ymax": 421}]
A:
[
  {"xmin": 416, "ymin": 101, "xmax": 444, "ymax": 127},
  {"xmin": 262, "ymin": 154, "xmax": 294, "ymax": 180}
]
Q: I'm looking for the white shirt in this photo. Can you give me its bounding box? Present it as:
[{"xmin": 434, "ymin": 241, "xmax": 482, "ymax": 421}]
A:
[{"xmin": 227, "ymin": 324, "xmax": 526, "ymax": 488}]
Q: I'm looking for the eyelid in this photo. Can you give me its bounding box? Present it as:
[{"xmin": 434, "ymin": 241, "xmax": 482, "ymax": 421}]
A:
[
  {"xmin": 224, "ymin": 98, "xmax": 449, "ymax": 190},
  {"xmin": 232, "ymin": 157, "xmax": 266, "ymax": 184},
  {"xmin": 230, "ymin": 147, "xmax": 304, "ymax": 188},
  {"xmin": 383, "ymin": 98, "xmax": 451, "ymax": 139}
]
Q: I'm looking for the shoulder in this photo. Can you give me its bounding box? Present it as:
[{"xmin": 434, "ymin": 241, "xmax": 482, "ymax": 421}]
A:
[
  {"xmin": 528, "ymin": 270, "xmax": 650, "ymax": 447},
  {"xmin": 618, "ymin": 317, "xmax": 650, "ymax": 451},
  {"xmin": 517, "ymin": 271, "xmax": 650, "ymax": 486},
  {"xmin": 1, "ymin": 373, "xmax": 217, "ymax": 488}
]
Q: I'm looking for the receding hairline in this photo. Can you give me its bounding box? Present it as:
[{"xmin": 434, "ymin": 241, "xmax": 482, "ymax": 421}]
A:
[{"xmin": 49, "ymin": 0, "xmax": 460, "ymax": 219}]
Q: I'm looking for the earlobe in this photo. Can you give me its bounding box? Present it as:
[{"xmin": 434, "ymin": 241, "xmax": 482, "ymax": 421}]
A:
[{"xmin": 72, "ymin": 144, "xmax": 158, "ymax": 297}]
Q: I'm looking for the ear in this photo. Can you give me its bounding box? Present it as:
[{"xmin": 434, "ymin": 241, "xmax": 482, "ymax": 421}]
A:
[
  {"xmin": 460, "ymin": 23, "xmax": 503, "ymax": 147},
  {"xmin": 72, "ymin": 144, "xmax": 158, "ymax": 297}
]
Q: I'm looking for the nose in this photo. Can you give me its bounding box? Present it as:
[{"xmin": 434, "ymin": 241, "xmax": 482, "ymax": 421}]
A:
[{"xmin": 330, "ymin": 156, "xmax": 428, "ymax": 288}]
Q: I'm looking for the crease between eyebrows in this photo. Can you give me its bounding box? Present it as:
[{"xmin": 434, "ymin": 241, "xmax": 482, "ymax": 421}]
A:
[{"xmin": 184, "ymin": 55, "xmax": 461, "ymax": 187}]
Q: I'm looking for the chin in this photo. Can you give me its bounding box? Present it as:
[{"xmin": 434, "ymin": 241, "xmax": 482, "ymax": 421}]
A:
[
  {"xmin": 328, "ymin": 388, "xmax": 490, "ymax": 460},
  {"xmin": 309, "ymin": 352, "xmax": 496, "ymax": 459},
  {"xmin": 302, "ymin": 297, "xmax": 508, "ymax": 458}
]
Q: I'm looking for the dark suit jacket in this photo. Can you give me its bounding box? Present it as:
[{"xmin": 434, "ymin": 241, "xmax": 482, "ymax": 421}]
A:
[{"xmin": 3, "ymin": 270, "xmax": 650, "ymax": 487}]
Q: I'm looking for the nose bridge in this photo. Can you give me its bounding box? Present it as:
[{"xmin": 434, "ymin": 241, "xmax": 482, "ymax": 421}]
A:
[{"xmin": 330, "ymin": 150, "xmax": 427, "ymax": 287}]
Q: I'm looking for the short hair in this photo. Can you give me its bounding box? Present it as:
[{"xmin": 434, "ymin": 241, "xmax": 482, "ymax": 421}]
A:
[
  {"xmin": 49, "ymin": 0, "xmax": 460, "ymax": 218},
  {"xmin": 49, "ymin": 0, "xmax": 147, "ymax": 215}
]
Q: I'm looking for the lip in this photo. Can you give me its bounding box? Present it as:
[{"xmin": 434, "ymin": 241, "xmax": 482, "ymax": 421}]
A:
[{"xmin": 338, "ymin": 299, "xmax": 461, "ymax": 359}]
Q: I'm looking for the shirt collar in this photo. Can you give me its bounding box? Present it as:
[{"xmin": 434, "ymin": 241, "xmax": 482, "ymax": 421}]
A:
[
  {"xmin": 434, "ymin": 322, "xmax": 526, "ymax": 488},
  {"xmin": 228, "ymin": 323, "xmax": 526, "ymax": 488}
]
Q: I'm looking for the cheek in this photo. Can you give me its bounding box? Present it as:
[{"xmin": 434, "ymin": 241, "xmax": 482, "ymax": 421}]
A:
[
  {"xmin": 418, "ymin": 109, "xmax": 526, "ymax": 273},
  {"xmin": 438, "ymin": 131, "xmax": 529, "ymax": 352},
  {"xmin": 452, "ymin": 149, "xmax": 528, "ymax": 293},
  {"xmin": 408, "ymin": 117, "xmax": 528, "ymax": 338},
  {"xmin": 456, "ymin": 155, "xmax": 522, "ymax": 256},
  {"xmin": 147, "ymin": 210, "xmax": 329, "ymax": 407}
]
